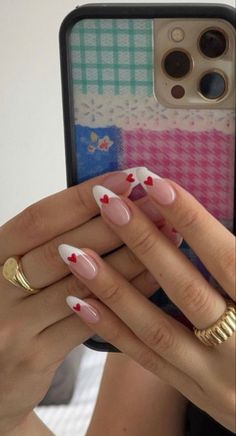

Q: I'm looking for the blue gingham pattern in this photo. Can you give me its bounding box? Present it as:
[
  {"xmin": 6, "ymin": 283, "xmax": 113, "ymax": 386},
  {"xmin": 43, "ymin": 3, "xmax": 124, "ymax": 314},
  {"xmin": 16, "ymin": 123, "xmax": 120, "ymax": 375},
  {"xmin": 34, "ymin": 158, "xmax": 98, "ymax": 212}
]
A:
[{"xmin": 70, "ymin": 19, "xmax": 153, "ymax": 95}]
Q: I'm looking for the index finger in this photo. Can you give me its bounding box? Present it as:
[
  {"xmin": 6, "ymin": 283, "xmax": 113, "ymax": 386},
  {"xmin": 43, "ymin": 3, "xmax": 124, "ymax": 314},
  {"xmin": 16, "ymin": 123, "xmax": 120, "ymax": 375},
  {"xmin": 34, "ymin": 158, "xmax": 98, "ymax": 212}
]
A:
[
  {"xmin": 136, "ymin": 167, "xmax": 235, "ymax": 299},
  {"xmin": 0, "ymin": 170, "xmax": 137, "ymax": 263}
]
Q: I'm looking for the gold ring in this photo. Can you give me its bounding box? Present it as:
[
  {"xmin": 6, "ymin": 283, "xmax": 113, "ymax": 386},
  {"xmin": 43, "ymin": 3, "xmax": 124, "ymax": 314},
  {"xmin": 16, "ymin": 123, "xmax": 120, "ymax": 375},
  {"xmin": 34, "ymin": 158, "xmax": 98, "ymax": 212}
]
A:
[
  {"xmin": 194, "ymin": 299, "xmax": 236, "ymax": 347},
  {"xmin": 2, "ymin": 256, "xmax": 38, "ymax": 294}
]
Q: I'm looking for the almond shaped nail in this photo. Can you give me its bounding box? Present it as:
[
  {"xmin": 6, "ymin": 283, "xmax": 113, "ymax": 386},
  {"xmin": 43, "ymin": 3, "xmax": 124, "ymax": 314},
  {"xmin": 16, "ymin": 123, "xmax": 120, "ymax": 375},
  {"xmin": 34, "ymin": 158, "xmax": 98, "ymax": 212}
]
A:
[
  {"xmin": 92, "ymin": 185, "xmax": 131, "ymax": 226},
  {"xmin": 58, "ymin": 244, "xmax": 98, "ymax": 279},
  {"xmin": 58, "ymin": 244, "xmax": 85, "ymax": 265},
  {"xmin": 136, "ymin": 167, "xmax": 162, "ymax": 188},
  {"xmin": 66, "ymin": 296, "xmax": 100, "ymax": 323},
  {"xmin": 102, "ymin": 168, "xmax": 140, "ymax": 196},
  {"xmin": 93, "ymin": 185, "xmax": 119, "ymax": 208},
  {"xmin": 136, "ymin": 167, "xmax": 176, "ymax": 205}
]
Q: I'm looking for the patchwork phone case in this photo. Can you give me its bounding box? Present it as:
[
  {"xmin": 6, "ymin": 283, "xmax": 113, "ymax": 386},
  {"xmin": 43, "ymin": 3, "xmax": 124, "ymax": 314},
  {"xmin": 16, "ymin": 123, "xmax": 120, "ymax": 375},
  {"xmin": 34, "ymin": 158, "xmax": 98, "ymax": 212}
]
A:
[{"xmin": 60, "ymin": 5, "xmax": 236, "ymax": 352}]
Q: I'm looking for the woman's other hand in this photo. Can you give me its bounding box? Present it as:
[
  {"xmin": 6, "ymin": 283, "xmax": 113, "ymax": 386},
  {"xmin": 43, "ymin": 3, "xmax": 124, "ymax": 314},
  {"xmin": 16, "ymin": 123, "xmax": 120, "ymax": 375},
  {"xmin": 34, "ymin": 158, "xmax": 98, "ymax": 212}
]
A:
[
  {"xmin": 0, "ymin": 169, "xmax": 181, "ymax": 434},
  {"xmin": 60, "ymin": 168, "xmax": 236, "ymax": 432}
]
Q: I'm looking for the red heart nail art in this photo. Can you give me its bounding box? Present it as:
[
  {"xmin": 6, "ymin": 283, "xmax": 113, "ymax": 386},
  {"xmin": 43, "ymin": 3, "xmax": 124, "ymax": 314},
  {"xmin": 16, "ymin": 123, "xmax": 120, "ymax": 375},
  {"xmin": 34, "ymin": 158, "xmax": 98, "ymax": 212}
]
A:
[
  {"xmin": 73, "ymin": 303, "xmax": 81, "ymax": 312},
  {"xmin": 144, "ymin": 176, "xmax": 153, "ymax": 186},
  {"xmin": 67, "ymin": 253, "xmax": 77, "ymax": 263},
  {"xmin": 100, "ymin": 194, "xmax": 109, "ymax": 204},
  {"xmin": 126, "ymin": 173, "xmax": 135, "ymax": 183}
]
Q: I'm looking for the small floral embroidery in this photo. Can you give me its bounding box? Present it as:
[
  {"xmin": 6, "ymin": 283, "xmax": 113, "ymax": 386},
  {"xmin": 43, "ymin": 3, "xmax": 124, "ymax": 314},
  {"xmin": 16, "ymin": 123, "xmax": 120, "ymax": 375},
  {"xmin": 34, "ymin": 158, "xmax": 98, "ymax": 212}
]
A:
[
  {"xmin": 87, "ymin": 132, "xmax": 114, "ymax": 153},
  {"xmin": 75, "ymin": 94, "xmax": 235, "ymax": 134},
  {"xmin": 98, "ymin": 136, "xmax": 113, "ymax": 151},
  {"xmin": 90, "ymin": 132, "xmax": 98, "ymax": 142},
  {"xmin": 88, "ymin": 144, "xmax": 96, "ymax": 153}
]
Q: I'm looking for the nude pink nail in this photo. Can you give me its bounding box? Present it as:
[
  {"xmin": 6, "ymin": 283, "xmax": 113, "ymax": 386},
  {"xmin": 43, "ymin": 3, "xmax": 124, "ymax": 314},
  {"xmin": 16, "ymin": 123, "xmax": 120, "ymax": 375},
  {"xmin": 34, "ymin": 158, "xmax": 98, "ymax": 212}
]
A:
[
  {"xmin": 136, "ymin": 167, "xmax": 176, "ymax": 205},
  {"xmin": 58, "ymin": 244, "xmax": 98, "ymax": 280},
  {"xmin": 103, "ymin": 168, "xmax": 139, "ymax": 195},
  {"xmin": 93, "ymin": 186, "xmax": 131, "ymax": 226},
  {"xmin": 159, "ymin": 224, "xmax": 183, "ymax": 247}
]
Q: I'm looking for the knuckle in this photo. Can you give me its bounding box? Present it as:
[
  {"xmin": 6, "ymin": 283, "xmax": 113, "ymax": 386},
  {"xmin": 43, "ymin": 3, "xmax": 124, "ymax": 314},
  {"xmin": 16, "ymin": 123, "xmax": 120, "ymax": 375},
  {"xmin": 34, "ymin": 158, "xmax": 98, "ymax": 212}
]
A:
[
  {"xmin": 103, "ymin": 323, "xmax": 121, "ymax": 344},
  {"xmin": 130, "ymin": 228, "xmax": 158, "ymax": 257},
  {"xmin": 19, "ymin": 203, "xmax": 45, "ymax": 243},
  {"xmin": 142, "ymin": 320, "xmax": 174, "ymax": 353},
  {"xmin": 136, "ymin": 348, "xmax": 156, "ymax": 371},
  {"xmin": 73, "ymin": 186, "xmax": 95, "ymax": 216},
  {"xmin": 181, "ymin": 280, "xmax": 212, "ymax": 316},
  {"xmin": 65, "ymin": 275, "xmax": 90, "ymax": 299},
  {"xmin": 136, "ymin": 348, "xmax": 166, "ymax": 375},
  {"xmin": 101, "ymin": 281, "xmax": 122, "ymax": 306},
  {"xmin": 42, "ymin": 239, "xmax": 60, "ymax": 269},
  {"xmin": 124, "ymin": 248, "xmax": 142, "ymax": 271},
  {"xmin": 177, "ymin": 207, "xmax": 200, "ymax": 232}
]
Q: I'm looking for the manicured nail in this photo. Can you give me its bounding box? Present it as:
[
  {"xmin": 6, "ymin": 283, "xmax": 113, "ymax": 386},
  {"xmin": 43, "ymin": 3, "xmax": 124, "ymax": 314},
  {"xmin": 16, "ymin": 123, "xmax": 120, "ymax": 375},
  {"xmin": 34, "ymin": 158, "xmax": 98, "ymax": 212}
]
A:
[
  {"xmin": 158, "ymin": 223, "xmax": 183, "ymax": 247},
  {"xmin": 136, "ymin": 167, "xmax": 176, "ymax": 205},
  {"xmin": 171, "ymin": 231, "xmax": 183, "ymax": 247},
  {"xmin": 58, "ymin": 244, "xmax": 98, "ymax": 280},
  {"xmin": 66, "ymin": 296, "xmax": 100, "ymax": 323},
  {"xmin": 93, "ymin": 186, "xmax": 131, "ymax": 226},
  {"xmin": 103, "ymin": 168, "xmax": 139, "ymax": 195}
]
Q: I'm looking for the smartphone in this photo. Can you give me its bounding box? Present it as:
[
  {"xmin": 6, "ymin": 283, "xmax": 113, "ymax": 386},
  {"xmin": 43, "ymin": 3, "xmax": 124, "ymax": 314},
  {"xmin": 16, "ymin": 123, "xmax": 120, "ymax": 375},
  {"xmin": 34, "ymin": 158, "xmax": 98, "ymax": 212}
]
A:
[{"xmin": 59, "ymin": 3, "xmax": 236, "ymax": 352}]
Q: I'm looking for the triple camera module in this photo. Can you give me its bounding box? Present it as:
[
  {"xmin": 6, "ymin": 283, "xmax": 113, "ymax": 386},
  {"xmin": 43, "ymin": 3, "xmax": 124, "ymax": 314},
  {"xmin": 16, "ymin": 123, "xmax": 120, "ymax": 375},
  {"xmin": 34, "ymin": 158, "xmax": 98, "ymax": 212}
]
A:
[{"xmin": 163, "ymin": 28, "xmax": 227, "ymax": 100}]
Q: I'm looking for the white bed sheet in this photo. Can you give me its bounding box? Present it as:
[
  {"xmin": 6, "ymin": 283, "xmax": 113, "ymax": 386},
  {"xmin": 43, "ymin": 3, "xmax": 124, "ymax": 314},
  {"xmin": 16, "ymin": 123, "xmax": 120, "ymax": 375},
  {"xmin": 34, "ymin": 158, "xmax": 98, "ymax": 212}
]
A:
[{"xmin": 36, "ymin": 345, "xmax": 108, "ymax": 436}]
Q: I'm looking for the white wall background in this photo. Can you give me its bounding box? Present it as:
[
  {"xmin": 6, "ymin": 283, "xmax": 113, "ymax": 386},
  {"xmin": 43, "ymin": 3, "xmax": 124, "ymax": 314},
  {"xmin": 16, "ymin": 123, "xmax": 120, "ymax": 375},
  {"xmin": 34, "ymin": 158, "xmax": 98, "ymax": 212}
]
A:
[{"xmin": 0, "ymin": 0, "xmax": 235, "ymax": 224}]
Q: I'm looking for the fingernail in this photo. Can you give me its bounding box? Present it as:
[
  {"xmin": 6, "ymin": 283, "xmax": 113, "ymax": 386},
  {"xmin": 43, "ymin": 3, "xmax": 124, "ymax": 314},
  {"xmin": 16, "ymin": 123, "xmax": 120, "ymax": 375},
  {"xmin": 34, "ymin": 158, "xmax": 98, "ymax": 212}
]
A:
[
  {"xmin": 103, "ymin": 168, "xmax": 139, "ymax": 195},
  {"xmin": 93, "ymin": 186, "xmax": 131, "ymax": 226},
  {"xmin": 58, "ymin": 244, "xmax": 98, "ymax": 280},
  {"xmin": 66, "ymin": 296, "xmax": 100, "ymax": 323},
  {"xmin": 158, "ymin": 223, "xmax": 183, "ymax": 247},
  {"xmin": 172, "ymin": 232, "xmax": 183, "ymax": 247},
  {"xmin": 136, "ymin": 167, "xmax": 176, "ymax": 205}
]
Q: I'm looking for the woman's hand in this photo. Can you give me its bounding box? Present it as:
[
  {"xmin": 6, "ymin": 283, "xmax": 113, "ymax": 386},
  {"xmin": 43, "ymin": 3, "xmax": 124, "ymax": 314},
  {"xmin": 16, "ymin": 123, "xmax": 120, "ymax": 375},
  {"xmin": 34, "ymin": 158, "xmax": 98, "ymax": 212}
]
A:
[
  {"xmin": 60, "ymin": 167, "xmax": 236, "ymax": 433},
  {"xmin": 0, "ymin": 169, "xmax": 181, "ymax": 435}
]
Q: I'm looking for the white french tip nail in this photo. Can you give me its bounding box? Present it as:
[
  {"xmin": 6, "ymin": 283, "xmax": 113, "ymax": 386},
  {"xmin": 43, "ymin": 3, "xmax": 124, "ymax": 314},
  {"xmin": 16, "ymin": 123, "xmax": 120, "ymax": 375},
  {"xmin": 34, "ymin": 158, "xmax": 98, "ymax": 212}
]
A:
[
  {"xmin": 66, "ymin": 296, "xmax": 100, "ymax": 323},
  {"xmin": 122, "ymin": 168, "xmax": 141, "ymax": 188},
  {"xmin": 58, "ymin": 244, "xmax": 85, "ymax": 265},
  {"xmin": 135, "ymin": 167, "xmax": 162, "ymax": 189},
  {"xmin": 92, "ymin": 185, "xmax": 119, "ymax": 208},
  {"xmin": 66, "ymin": 295, "xmax": 83, "ymax": 308},
  {"xmin": 66, "ymin": 296, "xmax": 88, "ymax": 310}
]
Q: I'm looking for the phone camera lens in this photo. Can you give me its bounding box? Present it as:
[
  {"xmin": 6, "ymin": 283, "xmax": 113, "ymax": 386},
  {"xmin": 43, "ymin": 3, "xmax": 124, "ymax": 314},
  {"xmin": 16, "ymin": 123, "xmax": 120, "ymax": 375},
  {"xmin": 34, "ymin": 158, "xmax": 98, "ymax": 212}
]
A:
[
  {"xmin": 199, "ymin": 72, "xmax": 226, "ymax": 100},
  {"xmin": 199, "ymin": 29, "xmax": 226, "ymax": 58},
  {"xmin": 163, "ymin": 50, "xmax": 191, "ymax": 79}
]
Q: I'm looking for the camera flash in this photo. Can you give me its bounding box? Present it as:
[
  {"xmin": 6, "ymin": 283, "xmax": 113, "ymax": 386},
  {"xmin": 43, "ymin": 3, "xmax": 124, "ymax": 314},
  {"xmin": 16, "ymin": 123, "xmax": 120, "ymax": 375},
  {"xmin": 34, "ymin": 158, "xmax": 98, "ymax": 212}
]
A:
[{"xmin": 171, "ymin": 28, "xmax": 185, "ymax": 42}]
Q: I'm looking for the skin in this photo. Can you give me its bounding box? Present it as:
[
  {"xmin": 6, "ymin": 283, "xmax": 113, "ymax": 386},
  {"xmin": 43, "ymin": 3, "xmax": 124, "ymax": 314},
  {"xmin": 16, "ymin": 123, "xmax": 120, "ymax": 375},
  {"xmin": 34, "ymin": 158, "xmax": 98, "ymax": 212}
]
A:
[
  {"xmin": 64, "ymin": 178, "xmax": 236, "ymax": 433},
  {"xmin": 0, "ymin": 171, "xmax": 181, "ymax": 435},
  {"xmin": 86, "ymin": 353, "xmax": 187, "ymax": 436}
]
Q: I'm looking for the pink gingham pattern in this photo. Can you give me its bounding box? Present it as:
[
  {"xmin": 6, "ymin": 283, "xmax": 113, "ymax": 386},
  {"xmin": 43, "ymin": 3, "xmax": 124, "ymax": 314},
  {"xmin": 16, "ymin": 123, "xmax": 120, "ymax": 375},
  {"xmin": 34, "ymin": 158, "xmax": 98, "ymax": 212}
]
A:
[{"xmin": 122, "ymin": 128, "xmax": 235, "ymax": 220}]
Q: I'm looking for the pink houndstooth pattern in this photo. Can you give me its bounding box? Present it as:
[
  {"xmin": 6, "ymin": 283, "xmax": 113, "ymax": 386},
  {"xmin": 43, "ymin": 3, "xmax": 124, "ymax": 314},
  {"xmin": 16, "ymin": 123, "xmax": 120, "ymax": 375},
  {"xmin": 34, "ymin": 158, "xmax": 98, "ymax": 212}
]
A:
[{"xmin": 122, "ymin": 128, "xmax": 235, "ymax": 220}]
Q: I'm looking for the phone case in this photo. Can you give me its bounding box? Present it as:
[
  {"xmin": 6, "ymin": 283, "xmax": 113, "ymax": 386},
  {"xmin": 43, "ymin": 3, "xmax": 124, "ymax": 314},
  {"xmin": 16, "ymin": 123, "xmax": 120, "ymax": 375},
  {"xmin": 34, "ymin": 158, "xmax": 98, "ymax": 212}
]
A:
[{"xmin": 60, "ymin": 4, "xmax": 236, "ymax": 352}]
